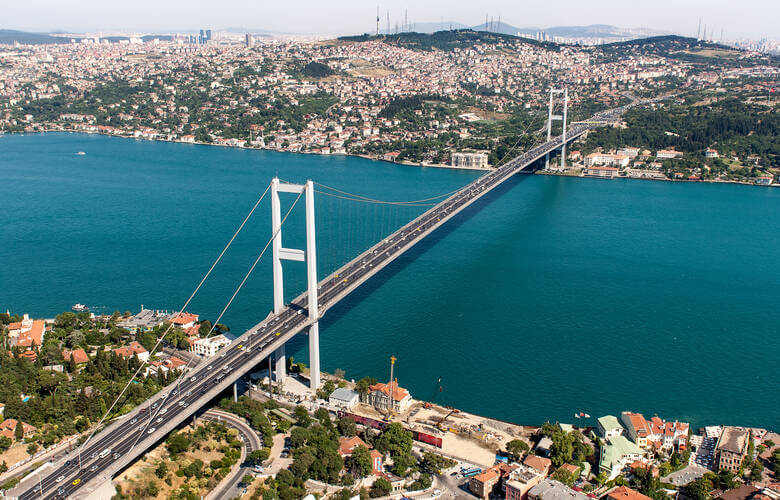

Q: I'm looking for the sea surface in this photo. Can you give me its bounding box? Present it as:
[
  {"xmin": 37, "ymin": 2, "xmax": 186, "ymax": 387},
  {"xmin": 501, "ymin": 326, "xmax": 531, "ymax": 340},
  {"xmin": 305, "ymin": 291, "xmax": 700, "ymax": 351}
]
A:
[{"xmin": 2, "ymin": 132, "xmax": 778, "ymax": 431}]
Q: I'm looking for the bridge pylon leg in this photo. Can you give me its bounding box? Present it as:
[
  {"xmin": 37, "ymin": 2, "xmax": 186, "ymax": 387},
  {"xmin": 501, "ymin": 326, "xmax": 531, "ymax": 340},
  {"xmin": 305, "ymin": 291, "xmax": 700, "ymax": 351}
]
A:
[
  {"xmin": 274, "ymin": 344, "xmax": 286, "ymax": 384},
  {"xmin": 309, "ymin": 322, "xmax": 320, "ymax": 389}
]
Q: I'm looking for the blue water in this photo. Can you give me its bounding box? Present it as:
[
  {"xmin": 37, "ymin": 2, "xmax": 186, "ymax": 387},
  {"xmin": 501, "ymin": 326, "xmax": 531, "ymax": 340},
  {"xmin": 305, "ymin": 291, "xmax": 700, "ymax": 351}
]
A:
[{"xmin": 2, "ymin": 133, "xmax": 778, "ymax": 431}]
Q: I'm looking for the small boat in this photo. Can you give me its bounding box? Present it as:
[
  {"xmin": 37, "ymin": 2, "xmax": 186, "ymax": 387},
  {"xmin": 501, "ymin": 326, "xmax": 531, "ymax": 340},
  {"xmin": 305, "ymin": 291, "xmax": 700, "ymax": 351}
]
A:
[
  {"xmin": 72, "ymin": 303, "xmax": 89, "ymax": 312},
  {"xmin": 76, "ymin": 151, "xmax": 86, "ymax": 155}
]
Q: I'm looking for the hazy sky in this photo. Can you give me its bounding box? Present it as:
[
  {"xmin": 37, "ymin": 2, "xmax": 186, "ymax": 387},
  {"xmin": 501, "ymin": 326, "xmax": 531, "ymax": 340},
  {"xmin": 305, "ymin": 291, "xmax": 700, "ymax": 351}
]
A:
[{"xmin": 5, "ymin": 0, "xmax": 778, "ymax": 40}]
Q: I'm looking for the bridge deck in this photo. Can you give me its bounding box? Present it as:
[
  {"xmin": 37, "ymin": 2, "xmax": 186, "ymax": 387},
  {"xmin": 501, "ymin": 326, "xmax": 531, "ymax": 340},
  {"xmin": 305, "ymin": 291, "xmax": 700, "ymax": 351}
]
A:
[{"xmin": 14, "ymin": 106, "xmax": 626, "ymax": 500}]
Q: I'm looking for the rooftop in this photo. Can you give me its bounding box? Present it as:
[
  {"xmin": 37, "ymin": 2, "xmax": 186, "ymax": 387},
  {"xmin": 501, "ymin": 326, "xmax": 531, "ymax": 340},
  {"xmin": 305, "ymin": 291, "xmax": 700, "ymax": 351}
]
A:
[
  {"xmin": 716, "ymin": 427, "xmax": 750, "ymax": 455},
  {"xmin": 529, "ymin": 479, "xmax": 589, "ymax": 500}
]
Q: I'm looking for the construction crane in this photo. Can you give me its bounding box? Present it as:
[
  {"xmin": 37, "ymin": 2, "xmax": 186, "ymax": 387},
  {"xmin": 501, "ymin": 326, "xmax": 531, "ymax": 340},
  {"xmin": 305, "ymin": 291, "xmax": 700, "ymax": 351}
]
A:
[{"xmin": 388, "ymin": 355, "xmax": 397, "ymax": 417}]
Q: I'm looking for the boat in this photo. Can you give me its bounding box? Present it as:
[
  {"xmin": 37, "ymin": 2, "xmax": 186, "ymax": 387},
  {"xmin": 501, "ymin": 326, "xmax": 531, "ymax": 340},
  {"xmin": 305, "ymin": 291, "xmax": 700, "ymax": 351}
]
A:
[
  {"xmin": 76, "ymin": 151, "xmax": 86, "ymax": 155},
  {"xmin": 72, "ymin": 303, "xmax": 89, "ymax": 312}
]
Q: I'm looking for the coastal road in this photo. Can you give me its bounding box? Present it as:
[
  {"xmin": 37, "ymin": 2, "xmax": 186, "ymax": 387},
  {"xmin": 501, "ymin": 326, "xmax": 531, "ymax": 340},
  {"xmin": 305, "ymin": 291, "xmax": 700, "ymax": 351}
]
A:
[{"xmin": 13, "ymin": 104, "xmax": 630, "ymax": 500}]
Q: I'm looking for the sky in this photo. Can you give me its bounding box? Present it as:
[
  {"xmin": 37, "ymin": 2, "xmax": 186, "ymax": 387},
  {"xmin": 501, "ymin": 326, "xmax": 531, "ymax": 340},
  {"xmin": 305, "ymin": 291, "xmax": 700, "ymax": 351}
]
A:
[{"xmin": 4, "ymin": 0, "xmax": 778, "ymax": 40}]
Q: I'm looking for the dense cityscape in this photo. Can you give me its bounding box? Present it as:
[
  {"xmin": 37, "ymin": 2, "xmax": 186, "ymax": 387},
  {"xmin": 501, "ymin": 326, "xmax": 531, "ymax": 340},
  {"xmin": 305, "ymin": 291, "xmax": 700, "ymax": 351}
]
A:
[{"xmin": 1, "ymin": 6, "xmax": 779, "ymax": 500}]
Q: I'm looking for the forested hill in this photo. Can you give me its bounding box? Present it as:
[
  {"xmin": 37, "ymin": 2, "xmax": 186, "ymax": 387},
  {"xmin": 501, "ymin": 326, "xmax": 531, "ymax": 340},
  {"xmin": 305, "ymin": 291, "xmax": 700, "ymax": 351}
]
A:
[
  {"xmin": 338, "ymin": 29, "xmax": 558, "ymax": 52},
  {"xmin": 0, "ymin": 30, "xmax": 72, "ymax": 45},
  {"xmin": 595, "ymin": 35, "xmax": 749, "ymax": 64}
]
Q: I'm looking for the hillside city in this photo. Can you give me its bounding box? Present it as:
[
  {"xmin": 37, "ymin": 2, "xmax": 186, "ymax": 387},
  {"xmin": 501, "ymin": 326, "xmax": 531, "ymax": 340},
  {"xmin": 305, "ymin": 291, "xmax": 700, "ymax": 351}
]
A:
[
  {"xmin": 1, "ymin": 23, "xmax": 779, "ymax": 500},
  {"xmin": 0, "ymin": 31, "xmax": 777, "ymax": 184}
]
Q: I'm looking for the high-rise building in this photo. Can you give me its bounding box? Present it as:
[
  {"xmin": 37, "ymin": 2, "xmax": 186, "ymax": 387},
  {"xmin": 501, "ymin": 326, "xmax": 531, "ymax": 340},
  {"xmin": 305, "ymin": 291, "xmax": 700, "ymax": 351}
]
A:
[
  {"xmin": 205, "ymin": 29, "xmax": 212, "ymax": 41},
  {"xmin": 245, "ymin": 34, "xmax": 253, "ymax": 47}
]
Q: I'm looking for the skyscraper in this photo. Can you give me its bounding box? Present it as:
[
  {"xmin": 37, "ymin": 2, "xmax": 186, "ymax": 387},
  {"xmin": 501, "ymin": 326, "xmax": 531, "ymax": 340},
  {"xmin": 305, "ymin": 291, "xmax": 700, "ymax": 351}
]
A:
[{"xmin": 245, "ymin": 34, "xmax": 253, "ymax": 48}]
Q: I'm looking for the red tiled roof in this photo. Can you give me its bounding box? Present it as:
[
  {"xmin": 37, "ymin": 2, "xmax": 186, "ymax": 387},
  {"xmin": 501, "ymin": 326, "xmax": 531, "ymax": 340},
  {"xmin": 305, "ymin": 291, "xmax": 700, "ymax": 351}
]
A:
[
  {"xmin": 607, "ymin": 486, "xmax": 653, "ymax": 500},
  {"xmin": 63, "ymin": 348, "xmax": 89, "ymax": 364},
  {"xmin": 369, "ymin": 381, "xmax": 409, "ymax": 401},
  {"xmin": 524, "ymin": 454, "xmax": 551, "ymax": 473}
]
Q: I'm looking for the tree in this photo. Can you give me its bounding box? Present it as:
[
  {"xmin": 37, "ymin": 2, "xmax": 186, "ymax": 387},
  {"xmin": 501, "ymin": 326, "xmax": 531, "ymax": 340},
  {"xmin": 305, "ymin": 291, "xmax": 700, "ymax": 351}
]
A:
[
  {"xmin": 0, "ymin": 436, "xmax": 12, "ymax": 452},
  {"xmin": 551, "ymin": 467, "xmax": 577, "ymax": 487},
  {"xmin": 418, "ymin": 452, "xmax": 456, "ymax": 474},
  {"xmin": 391, "ymin": 453, "xmax": 416, "ymax": 477},
  {"xmin": 294, "ymin": 406, "xmax": 311, "ymax": 427},
  {"xmin": 337, "ymin": 417, "xmax": 357, "ymax": 437},
  {"xmin": 14, "ymin": 421, "xmax": 23, "ymax": 441},
  {"xmin": 409, "ymin": 473, "xmax": 432, "ymax": 491},
  {"xmin": 376, "ymin": 423, "xmax": 412, "ymax": 458},
  {"xmin": 749, "ymin": 461, "xmax": 763, "ymax": 483},
  {"xmin": 248, "ymin": 448, "xmax": 270, "ymax": 464},
  {"xmin": 355, "ymin": 377, "xmax": 378, "ymax": 396},
  {"xmin": 370, "ymin": 477, "xmax": 391, "ymax": 498},
  {"xmin": 166, "ymin": 431, "xmax": 190, "ymax": 455},
  {"xmin": 506, "ymin": 439, "xmax": 530, "ymax": 459},
  {"xmin": 347, "ymin": 445, "xmax": 373, "ymax": 478},
  {"xmin": 154, "ymin": 462, "xmax": 168, "ymax": 479},
  {"xmin": 198, "ymin": 320, "xmax": 212, "ymax": 336}
]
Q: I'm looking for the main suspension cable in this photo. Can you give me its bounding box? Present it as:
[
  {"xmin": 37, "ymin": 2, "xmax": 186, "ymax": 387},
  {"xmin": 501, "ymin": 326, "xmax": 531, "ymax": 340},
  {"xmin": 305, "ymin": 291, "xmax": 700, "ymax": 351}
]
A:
[
  {"xmin": 77, "ymin": 181, "xmax": 272, "ymax": 454},
  {"xmin": 131, "ymin": 188, "xmax": 306, "ymax": 450}
]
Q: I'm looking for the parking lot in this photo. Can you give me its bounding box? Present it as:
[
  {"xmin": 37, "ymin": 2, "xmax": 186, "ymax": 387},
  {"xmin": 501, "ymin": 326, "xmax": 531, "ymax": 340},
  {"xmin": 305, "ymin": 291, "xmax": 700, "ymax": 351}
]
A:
[{"xmin": 689, "ymin": 434, "xmax": 717, "ymax": 469}]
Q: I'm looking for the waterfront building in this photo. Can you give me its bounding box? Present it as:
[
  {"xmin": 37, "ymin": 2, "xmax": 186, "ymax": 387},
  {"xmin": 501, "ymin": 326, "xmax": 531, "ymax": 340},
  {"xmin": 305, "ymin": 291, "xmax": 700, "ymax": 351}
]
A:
[
  {"xmin": 171, "ymin": 312, "xmax": 199, "ymax": 329},
  {"xmin": 584, "ymin": 153, "xmax": 629, "ymax": 168},
  {"xmin": 328, "ymin": 387, "xmax": 359, "ymax": 409},
  {"xmin": 452, "ymin": 152, "xmax": 489, "ymax": 169},
  {"xmin": 6, "ymin": 314, "xmax": 46, "ymax": 348},
  {"xmin": 755, "ymin": 175, "xmax": 773, "ymax": 185},
  {"xmin": 715, "ymin": 426, "xmax": 750, "ymax": 473},
  {"xmin": 528, "ymin": 479, "xmax": 588, "ymax": 500},
  {"xmin": 598, "ymin": 415, "xmax": 625, "ymax": 439},
  {"xmin": 192, "ymin": 334, "xmax": 231, "ymax": 357},
  {"xmin": 117, "ymin": 308, "xmax": 170, "ymax": 333},
  {"xmin": 599, "ymin": 435, "xmax": 644, "ymax": 479},
  {"xmin": 363, "ymin": 380, "xmax": 412, "ymax": 413},
  {"xmin": 620, "ymin": 412, "xmax": 689, "ymax": 453}
]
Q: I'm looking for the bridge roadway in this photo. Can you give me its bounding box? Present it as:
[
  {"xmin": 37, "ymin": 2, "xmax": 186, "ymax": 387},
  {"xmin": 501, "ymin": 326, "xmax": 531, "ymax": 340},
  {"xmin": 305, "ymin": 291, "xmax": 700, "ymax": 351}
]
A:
[{"xmin": 15, "ymin": 106, "xmax": 626, "ymax": 500}]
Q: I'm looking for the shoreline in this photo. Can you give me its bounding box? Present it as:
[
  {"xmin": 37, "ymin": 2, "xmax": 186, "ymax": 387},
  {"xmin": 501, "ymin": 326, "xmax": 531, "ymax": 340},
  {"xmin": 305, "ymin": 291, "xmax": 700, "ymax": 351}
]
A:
[
  {"xmin": 3, "ymin": 128, "xmax": 491, "ymax": 172},
  {"xmin": 6, "ymin": 128, "xmax": 775, "ymax": 188}
]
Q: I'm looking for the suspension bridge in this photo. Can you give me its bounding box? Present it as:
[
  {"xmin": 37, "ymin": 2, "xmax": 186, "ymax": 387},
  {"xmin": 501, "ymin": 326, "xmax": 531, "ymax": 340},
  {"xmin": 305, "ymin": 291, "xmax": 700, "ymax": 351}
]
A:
[{"xmin": 14, "ymin": 103, "xmax": 629, "ymax": 500}]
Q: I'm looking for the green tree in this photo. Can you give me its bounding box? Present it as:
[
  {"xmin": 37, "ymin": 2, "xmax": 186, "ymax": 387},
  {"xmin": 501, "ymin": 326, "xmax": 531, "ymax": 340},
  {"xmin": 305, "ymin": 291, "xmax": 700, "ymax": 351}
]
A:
[
  {"xmin": 347, "ymin": 445, "xmax": 373, "ymax": 478},
  {"xmin": 506, "ymin": 439, "xmax": 530, "ymax": 459},
  {"xmin": 355, "ymin": 377, "xmax": 378, "ymax": 396},
  {"xmin": 376, "ymin": 422, "xmax": 412, "ymax": 458},
  {"xmin": 154, "ymin": 461, "xmax": 168, "ymax": 479},
  {"xmin": 551, "ymin": 467, "xmax": 577, "ymax": 487},
  {"xmin": 166, "ymin": 431, "xmax": 190, "ymax": 455},
  {"xmin": 14, "ymin": 421, "xmax": 23, "ymax": 441},
  {"xmin": 370, "ymin": 477, "xmax": 391, "ymax": 498},
  {"xmin": 294, "ymin": 406, "xmax": 311, "ymax": 427},
  {"xmin": 418, "ymin": 452, "xmax": 456, "ymax": 474},
  {"xmin": 337, "ymin": 417, "xmax": 357, "ymax": 437}
]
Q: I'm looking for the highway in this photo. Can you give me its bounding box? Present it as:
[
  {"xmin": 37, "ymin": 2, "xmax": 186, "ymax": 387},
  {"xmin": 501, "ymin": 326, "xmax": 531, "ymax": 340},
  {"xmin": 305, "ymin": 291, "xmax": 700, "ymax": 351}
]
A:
[{"xmin": 14, "ymin": 105, "xmax": 626, "ymax": 500}]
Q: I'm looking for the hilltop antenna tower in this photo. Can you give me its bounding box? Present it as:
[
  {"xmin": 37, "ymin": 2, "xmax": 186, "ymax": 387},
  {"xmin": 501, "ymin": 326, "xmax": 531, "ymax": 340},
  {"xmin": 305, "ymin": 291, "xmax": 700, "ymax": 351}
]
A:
[
  {"xmin": 404, "ymin": 9, "xmax": 408, "ymax": 32},
  {"xmin": 376, "ymin": 6, "xmax": 380, "ymax": 35},
  {"xmin": 386, "ymin": 11, "xmax": 390, "ymax": 34},
  {"xmin": 697, "ymin": 17, "xmax": 702, "ymax": 40}
]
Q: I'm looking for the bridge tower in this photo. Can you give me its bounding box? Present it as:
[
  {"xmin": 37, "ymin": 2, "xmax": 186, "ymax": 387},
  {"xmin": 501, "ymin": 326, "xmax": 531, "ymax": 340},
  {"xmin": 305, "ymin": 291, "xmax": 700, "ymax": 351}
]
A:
[
  {"xmin": 270, "ymin": 177, "xmax": 321, "ymax": 389},
  {"xmin": 545, "ymin": 87, "xmax": 569, "ymax": 171}
]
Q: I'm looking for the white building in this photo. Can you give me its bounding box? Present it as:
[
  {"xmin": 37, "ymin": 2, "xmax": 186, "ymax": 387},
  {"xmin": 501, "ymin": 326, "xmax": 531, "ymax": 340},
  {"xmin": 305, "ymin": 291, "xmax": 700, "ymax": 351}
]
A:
[
  {"xmin": 656, "ymin": 149, "xmax": 683, "ymax": 159},
  {"xmin": 584, "ymin": 153, "xmax": 630, "ymax": 168},
  {"xmin": 328, "ymin": 387, "xmax": 359, "ymax": 409},
  {"xmin": 452, "ymin": 152, "xmax": 489, "ymax": 169},
  {"xmin": 192, "ymin": 334, "xmax": 231, "ymax": 357}
]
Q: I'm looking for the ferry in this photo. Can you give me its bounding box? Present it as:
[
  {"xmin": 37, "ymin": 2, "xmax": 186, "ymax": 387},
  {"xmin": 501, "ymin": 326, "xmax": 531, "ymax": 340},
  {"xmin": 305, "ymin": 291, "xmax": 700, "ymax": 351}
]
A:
[
  {"xmin": 72, "ymin": 303, "xmax": 89, "ymax": 312},
  {"xmin": 75, "ymin": 151, "xmax": 86, "ymax": 155}
]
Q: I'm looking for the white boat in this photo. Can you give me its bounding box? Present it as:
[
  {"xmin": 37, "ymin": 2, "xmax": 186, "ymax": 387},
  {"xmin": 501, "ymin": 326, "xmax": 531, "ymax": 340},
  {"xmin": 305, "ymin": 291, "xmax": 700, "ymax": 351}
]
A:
[
  {"xmin": 72, "ymin": 303, "xmax": 89, "ymax": 312},
  {"xmin": 76, "ymin": 151, "xmax": 86, "ymax": 155}
]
